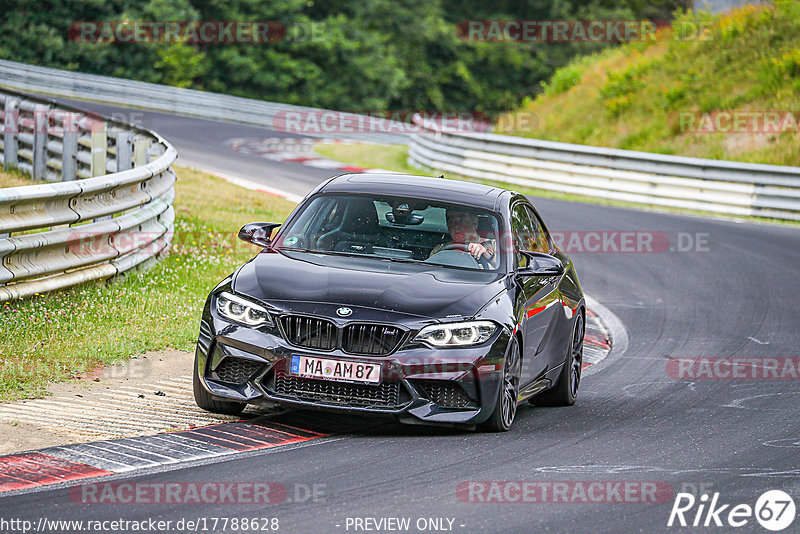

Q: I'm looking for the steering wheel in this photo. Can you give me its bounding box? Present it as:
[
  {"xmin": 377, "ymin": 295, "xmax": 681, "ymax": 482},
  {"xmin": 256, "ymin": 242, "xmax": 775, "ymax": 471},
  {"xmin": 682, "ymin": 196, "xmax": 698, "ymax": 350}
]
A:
[
  {"xmin": 439, "ymin": 243, "xmax": 468, "ymax": 251},
  {"xmin": 439, "ymin": 243, "xmax": 491, "ymax": 269}
]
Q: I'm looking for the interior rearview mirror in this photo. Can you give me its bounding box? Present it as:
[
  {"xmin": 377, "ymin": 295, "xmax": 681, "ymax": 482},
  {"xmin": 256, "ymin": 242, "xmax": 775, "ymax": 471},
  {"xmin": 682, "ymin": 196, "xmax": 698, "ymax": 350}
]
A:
[{"xmin": 238, "ymin": 222, "xmax": 281, "ymax": 248}]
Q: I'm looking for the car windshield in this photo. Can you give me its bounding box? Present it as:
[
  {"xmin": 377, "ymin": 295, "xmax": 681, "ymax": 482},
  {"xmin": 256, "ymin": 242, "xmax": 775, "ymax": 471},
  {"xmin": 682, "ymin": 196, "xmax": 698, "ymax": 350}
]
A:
[{"xmin": 276, "ymin": 194, "xmax": 503, "ymax": 272}]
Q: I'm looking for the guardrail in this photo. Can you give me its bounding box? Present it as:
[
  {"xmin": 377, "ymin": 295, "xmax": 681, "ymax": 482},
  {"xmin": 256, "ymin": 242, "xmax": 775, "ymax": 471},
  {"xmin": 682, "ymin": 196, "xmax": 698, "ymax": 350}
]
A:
[
  {"xmin": 0, "ymin": 89, "xmax": 176, "ymax": 300},
  {"xmin": 408, "ymin": 121, "xmax": 800, "ymax": 221},
  {"xmin": 0, "ymin": 59, "xmax": 409, "ymax": 145}
]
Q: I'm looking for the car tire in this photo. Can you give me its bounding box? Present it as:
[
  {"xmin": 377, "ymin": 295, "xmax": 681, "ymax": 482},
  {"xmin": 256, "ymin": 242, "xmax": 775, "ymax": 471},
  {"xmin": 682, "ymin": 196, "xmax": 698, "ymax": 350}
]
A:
[
  {"xmin": 193, "ymin": 353, "xmax": 247, "ymax": 416},
  {"xmin": 480, "ymin": 336, "xmax": 521, "ymax": 432},
  {"xmin": 532, "ymin": 313, "xmax": 583, "ymax": 407}
]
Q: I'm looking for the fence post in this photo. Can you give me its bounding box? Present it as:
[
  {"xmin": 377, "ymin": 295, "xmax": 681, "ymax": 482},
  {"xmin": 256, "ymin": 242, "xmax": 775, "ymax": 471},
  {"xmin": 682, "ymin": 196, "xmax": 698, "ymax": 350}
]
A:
[
  {"xmin": 134, "ymin": 135, "xmax": 150, "ymax": 166},
  {"xmin": 90, "ymin": 119, "xmax": 107, "ymax": 177},
  {"xmin": 148, "ymin": 142, "xmax": 164, "ymax": 162},
  {"xmin": 32, "ymin": 104, "xmax": 49, "ymax": 180},
  {"xmin": 116, "ymin": 131, "xmax": 133, "ymax": 172},
  {"xmin": 62, "ymin": 129, "xmax": 78, "ymax": 181},
  {"xmin": 3, "ymin": 97, "xmax": 19, "ymax": 171}
]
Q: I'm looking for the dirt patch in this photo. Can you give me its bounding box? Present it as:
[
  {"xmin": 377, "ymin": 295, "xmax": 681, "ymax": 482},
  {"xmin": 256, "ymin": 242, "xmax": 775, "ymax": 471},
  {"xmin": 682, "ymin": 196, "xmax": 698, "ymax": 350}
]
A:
[{"xmin": 0, "ymin": 349, "xmax": 254, "ymax": 455}]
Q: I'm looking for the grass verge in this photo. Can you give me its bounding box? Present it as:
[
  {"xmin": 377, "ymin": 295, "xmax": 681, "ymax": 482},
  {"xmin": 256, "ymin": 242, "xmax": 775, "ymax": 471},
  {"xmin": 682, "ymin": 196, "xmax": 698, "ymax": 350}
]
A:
[
  {"xmin": 315, "ymin": 142, "xmax": 418, "ymax": 174},
  {"xmin": 0, "ymin": 168, "xmax": 36, "ymax": 188},
  {"xmin": 0, "ymin": 167, "xmax": 297, "ymax": 402}
]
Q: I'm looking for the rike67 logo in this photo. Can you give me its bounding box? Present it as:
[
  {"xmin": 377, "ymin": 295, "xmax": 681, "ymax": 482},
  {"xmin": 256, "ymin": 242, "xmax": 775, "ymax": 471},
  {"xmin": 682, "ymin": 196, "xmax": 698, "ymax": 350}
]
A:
[{"xmin": 668, "ymin": 490, "xmax": 796, "ymax": 531}]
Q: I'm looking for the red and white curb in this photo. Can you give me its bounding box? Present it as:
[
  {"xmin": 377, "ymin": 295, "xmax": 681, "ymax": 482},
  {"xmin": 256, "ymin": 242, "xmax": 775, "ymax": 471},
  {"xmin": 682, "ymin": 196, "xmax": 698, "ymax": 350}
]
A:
[
  {"xmin": 0, "ymin": 418, "xmax": 329, "ymax": 494},
  {"xmin": 227, "ymin": 137, "xmax": 388, "ymax": 174},
  {"xmin": 583, "ymin": 294, "xmax": 628, "ymax": 376},
  {"xmin": 584, "ymin": 308, "xmax": 611, "ymax": 369}
]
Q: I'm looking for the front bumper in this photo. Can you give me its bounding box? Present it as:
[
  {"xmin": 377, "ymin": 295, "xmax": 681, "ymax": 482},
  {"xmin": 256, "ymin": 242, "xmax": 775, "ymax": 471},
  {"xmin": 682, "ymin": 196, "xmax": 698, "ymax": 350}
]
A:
[{"xmin": 195, "ymin": 309, "xmax": 510, "ymax": 426}]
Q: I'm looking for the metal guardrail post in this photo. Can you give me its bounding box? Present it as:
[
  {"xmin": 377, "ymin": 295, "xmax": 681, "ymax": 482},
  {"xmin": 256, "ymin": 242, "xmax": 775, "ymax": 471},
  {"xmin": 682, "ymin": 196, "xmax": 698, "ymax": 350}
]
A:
[
  {"xmin": 3, "ymin": 97, "xmax": 19, "ymax": 171},
  {"xmin": 148, "ymin": 143, "xmax": 164, "ymax": 161},
  {"xmin": 90, "ymin": 120, "xmax": 111, "ymax": 222},
  {"xmin": 32, "ymin": 103, "xmax": 48, "ymax": 180},
  {"xmin": 134, "ymin": 135, "xmax": 150, "ymax": 166},
  {"xmin": 62, "ymin": 128, "xmax": 78, "ymax": 181},
  {"xmin": 90, "ymin": 120, "xmax": 107, "ymax": 177},
  {"xmin": 116, "ymin": 131, "xmax": 133, "ymax": 172}
]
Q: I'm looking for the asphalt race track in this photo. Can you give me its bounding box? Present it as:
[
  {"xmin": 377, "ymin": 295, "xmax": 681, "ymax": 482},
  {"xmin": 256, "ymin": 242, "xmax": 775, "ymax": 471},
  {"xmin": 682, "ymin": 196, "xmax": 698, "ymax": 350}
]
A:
[
  {"xmin": 61, "ymin": 100, "xmax": 334, "ymax": 198},
  {"xmin": 1, "ymin": 103, "xmax": 799, "ymax": 533}
]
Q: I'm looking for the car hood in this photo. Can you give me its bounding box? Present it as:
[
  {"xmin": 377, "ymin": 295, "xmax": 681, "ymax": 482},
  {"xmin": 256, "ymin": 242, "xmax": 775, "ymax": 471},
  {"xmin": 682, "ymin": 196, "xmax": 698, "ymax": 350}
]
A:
[{"xmin": 232, "ymin": 250, "xmax": 506, "ymax": 320}]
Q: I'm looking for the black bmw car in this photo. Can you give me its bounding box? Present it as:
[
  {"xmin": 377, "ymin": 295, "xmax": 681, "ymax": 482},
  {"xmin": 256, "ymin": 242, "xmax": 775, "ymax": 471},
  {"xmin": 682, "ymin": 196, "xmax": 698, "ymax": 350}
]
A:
[{"xmin": 194, "ymin": 173, "xmax": 584, "ymax": 431}]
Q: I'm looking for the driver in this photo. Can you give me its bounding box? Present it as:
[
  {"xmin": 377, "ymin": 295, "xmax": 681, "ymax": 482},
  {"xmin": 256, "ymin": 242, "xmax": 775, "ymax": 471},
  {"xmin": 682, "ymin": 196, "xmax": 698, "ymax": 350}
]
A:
[{"xmin": 430, "ymin": 208, "xmax": 496, "ymax": 267}]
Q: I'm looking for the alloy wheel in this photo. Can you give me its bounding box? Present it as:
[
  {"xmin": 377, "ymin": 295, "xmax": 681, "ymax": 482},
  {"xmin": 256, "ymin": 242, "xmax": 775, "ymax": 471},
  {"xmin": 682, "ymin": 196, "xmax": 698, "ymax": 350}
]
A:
[
  {"xmin": 570, "ymin": 315, "xmax": 584, "ymax": 398},
  {"xmin": 501, "ymin": 339, "xmax": 521, "ymax": 428}
]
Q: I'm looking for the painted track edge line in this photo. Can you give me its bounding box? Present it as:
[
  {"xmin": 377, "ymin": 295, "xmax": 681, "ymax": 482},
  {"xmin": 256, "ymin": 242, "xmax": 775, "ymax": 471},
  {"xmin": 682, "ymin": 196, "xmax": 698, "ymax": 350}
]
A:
[{"xmin": 189, "ymin": 166, "xmax": 304, "ymax": 203}]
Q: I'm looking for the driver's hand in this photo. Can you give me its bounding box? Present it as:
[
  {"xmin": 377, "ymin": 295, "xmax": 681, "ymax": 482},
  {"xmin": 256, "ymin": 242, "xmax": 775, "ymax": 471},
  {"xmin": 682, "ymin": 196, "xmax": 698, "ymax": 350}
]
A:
[{"xmin": 468, "ymin": 242, "xmax": 490, "ymax": 259}]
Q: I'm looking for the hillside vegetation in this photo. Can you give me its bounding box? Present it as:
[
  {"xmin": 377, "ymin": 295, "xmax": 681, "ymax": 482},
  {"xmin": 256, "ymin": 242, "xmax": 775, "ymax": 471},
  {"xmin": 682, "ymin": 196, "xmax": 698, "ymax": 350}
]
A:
[
  {"xmin": 0, "ymin": 0, "xmax": 684, "ymax": 116},
  {"xmin": 496, "ymin": 1, "xmax": 800, "ymax": 166}
]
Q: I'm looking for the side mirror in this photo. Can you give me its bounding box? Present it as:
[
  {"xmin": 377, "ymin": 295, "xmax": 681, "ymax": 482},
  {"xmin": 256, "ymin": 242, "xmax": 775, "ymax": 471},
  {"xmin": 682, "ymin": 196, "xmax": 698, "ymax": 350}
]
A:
[
  {"xmin": 517, "ymin": 250, "xmax": 564, "ymax": 276},
  {"xmin": 238, "ymin": 222, "xmax": 281, "ymax": 248}
]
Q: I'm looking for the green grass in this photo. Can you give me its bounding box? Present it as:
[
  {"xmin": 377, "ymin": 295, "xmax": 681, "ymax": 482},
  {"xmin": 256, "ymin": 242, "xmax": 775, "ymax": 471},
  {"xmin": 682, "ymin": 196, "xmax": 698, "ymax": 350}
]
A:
[
  {"xmin": 315, "ymin": 142, "xmax": 419, "ymax": 174},
  {"xmin": 0, "ymin": 168, "xmax": 36, "ymax": 187},
  {"xmin": 0, "ymin": 167, "xmax": 297, "ymax": 402},
  {"xmin": 496, "ymin": 1, "xmax": 800, "ymax": 166}
]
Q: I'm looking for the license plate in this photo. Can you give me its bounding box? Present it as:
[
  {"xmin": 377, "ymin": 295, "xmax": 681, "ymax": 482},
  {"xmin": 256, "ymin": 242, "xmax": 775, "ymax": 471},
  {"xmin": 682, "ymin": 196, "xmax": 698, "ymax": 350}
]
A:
[{"xmin": 290, "ymin": 355, "xmax": 381, "ymax": 384}]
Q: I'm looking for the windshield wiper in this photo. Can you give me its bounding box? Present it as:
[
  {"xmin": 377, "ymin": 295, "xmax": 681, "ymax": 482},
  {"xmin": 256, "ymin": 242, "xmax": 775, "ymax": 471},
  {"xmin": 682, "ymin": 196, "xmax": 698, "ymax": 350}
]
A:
[
  {"xmin": 282, "ymin": 247, "xmax": 427, "ymax": 263},
  {"xmin": 281, "ymin": 247, "xmax": 369, "ymax": 258},
  {"xmin": 379, "ymin": 256, "xmax": 425, "ymax": 265}
]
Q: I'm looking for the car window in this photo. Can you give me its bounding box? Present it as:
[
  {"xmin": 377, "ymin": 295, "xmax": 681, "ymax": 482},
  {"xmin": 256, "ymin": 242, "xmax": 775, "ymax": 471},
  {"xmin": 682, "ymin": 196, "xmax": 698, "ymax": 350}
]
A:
[
  {"xmin": 511, "ymin": 204, "xmax": 536, "ymax": 268},
  {"xmin": 524, "ymin": 205, "xmax": 551, "ymax": 253},
  {"xmin": 278, "ymin": 194, "xmax": 503, "ymax": 272}
]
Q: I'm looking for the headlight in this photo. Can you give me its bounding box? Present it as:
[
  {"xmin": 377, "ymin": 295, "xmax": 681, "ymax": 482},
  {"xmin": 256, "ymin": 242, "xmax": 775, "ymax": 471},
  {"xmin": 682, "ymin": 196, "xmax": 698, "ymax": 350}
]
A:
[
  {"xmin": 216, "ymin": 292, "xmax": 273, "ymax": 327},
  {"xmin": 414, "ymin": 321, "xmax": 497, "ymax": 347}
]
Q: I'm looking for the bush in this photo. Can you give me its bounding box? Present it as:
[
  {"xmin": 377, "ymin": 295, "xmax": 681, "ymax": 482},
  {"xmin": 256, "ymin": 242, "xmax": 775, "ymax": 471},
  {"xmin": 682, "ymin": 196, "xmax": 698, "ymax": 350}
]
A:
[{"xmin": 541, "ymin": 63, "xmax": 584, "ymax": 96}]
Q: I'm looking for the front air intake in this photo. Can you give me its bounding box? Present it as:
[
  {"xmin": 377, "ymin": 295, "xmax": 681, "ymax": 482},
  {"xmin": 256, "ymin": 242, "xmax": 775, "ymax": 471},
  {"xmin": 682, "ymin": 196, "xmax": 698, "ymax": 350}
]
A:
[{"xmin": 280, "ymin": 315, "xmax": 337, "ymax": 350}]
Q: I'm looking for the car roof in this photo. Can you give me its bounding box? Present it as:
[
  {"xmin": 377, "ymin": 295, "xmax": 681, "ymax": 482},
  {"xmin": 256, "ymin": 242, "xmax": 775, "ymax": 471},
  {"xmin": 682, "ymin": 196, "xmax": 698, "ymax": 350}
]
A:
[{"xmin": 319, "ymin": 173, "xmax": 507, "ymax": 210}]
